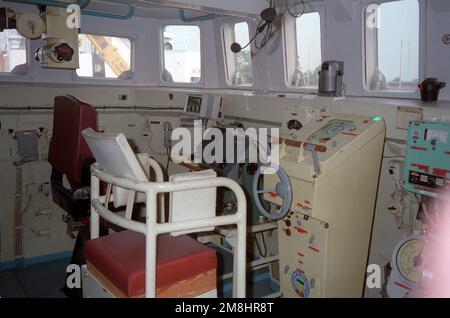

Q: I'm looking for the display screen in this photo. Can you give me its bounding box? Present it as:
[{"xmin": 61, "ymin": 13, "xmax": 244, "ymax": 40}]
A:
[
  {"xmin": 424, "ymin": 129, "xmax": 448, "ymax": 144},
  {"xmin": 185, "ymin": 95, "xmax": 203, "ymax": 114}
]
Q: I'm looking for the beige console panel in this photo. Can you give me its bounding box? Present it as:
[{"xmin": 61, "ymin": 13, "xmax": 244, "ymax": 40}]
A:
[{"xmin": 264, "ymin": 113, "xmax": 385, "ymax": 297}]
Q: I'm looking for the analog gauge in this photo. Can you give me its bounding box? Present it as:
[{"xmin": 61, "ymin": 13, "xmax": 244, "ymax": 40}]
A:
[
  {"xmin": 287, "ymin": 119, "xmax": 303, "ymax": 131},
  {"xmin": 396, "ymin": 237, "xmax": 429, "ymax": 283},
  {"xmin": 287, "ymin": 120, "xmax": 303, "ymax": 140}
]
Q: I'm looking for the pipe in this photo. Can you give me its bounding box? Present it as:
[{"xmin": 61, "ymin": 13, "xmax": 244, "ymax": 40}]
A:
[
  {"xmin": 6, "ymin": 0, "xmax": 89, "ymax": 9},
  {"xmin": 179, "ymin": 9, "xmax": 217, "ymax": 22},
  {"xmin": 5, "ymin": 0, "xmax": 135, "ymax": 20},
  {"xmin": 82, "ymin": 5, "xmax": 135, "ymax": 20}
]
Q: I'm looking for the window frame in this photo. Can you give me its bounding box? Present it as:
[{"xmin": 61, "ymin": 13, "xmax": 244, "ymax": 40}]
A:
[
  {"xmin": 221, "ymin": 20, "xmax": 255, "ymax": 88},
  {"xmin": 0, "ymin": 30, "xmax": 30, "ymax": 77},
  {"xmin": 362, "ymin": 0, "xmax": 425, "ymax": 97},
  {"xmin": 282, "ymin": 6, "xmax": 326, "ymax": 92},
  {"xmin": 160, "ymin": 23, "xmax": 203, "ymax": 87},
  {"xmin": 73, "ymin": 31, "xmax": 135, "ymax": 82}
]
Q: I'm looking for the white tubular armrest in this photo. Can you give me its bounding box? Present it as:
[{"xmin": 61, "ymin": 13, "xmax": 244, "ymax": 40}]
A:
[
  {"xmin": 89, "ymin": 162, "xmax": 247, "ymax": 299},
  {"xmin": 138, "ymin": 154, "xmax": 166, "ymax": 223},
  {"xmin": 91, "ymin": 199, "xmax": 146, "ymax": 234}
]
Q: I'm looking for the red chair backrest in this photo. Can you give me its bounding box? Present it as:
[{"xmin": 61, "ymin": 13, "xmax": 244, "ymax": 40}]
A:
[{"xmin": 48, "ymin": 95, "xmax": 97, "ymax": 189}]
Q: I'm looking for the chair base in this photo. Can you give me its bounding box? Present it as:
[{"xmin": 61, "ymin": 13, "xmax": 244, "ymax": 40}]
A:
[{"xmin": 81, "ymin": 264, "xmax": 217, "ymax": 298}]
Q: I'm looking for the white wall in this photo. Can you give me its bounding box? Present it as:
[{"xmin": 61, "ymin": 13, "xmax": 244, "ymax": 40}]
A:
[{"xmin": 0, "ymin": 0, "xmax": 449, "ymax": 297}]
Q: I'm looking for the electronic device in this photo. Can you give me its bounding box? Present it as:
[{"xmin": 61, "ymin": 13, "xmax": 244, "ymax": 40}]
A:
[
  {"xmin": 318, "ymin": 61, "xmax": 344, "ymax": 97},
  {"xmin": 402, "ymin": 121, "xmax": 450, "ymax": 199},
  {"xmin": 184, "ymin": 94, "xmax": 223, "ymax": 119},
  {"xmin": 252, "ymin": 113, "xmax": 386, "ymax": 297},
  {"xmin": 15, "ymin": 129, "xmax": 39, "ymax": 158},
  {"xmin": 281, "ymin": 106, "xmax": 319, "ymax": 141},
  {"xmin": 1, "ymin": 6, "xmax": 79, "ymax": 70},
  {"xmin": 418, "ymin": 78, "xmax": 446, "ymax": 102}
]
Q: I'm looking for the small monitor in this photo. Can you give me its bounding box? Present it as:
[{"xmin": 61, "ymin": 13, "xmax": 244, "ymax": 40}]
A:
[
  {"xmin": 184, "ymin": 94, "xmax": 204, "ymax": 116},
  {"xmin": 184, "ymin": 94, "xmax": 223, "ymax": 119}
]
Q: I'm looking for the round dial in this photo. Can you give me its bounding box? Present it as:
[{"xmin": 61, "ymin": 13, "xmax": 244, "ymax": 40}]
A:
[
  {"xmin": 16, "ymin": 13, "xmax": 45, "ymax": 39},
  {"xmin": 287, "ymin": 119, "xmax": 303, "ymax": 131},
  {"xmin": 396, "ymin": 237, "xmax": 429, "ymax": 283},
  {"xmin": 287, "ymin": 120, "xmax": 303, "ymax": 140}
]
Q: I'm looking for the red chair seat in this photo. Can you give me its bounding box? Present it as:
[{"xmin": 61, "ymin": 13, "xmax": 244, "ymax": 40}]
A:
[{"xmin": 84, "ymin": 230, "xmax": 217, "ymax": 297}]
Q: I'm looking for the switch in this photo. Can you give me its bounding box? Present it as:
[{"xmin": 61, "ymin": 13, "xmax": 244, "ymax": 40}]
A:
[
  {"xmin": 309, "ymin": 235, "xmax": 316, "ymax": 245},
  {"xmin": 284, "ymin": 228, "xmax": 292, "ymax": 236},
  {"xmin": 284, "ymin": 265, "xmax": 290, "ymax": 274},
  {"xmin": 310, "ymin": 278, "xmax": 315, "ymax": 289},
  {"xmin": 285, "ymin": 219, "xmax": 291, "ymax": 227}
]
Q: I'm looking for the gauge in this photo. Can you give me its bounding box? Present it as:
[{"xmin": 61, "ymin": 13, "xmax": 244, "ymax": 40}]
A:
[
  {"xmin": 395, "ymin": 236, "xmax": 429, "ymax": 283},
  {"xmin": 287, "ymin": 119, "xmax": 303, "ymax": 131}
]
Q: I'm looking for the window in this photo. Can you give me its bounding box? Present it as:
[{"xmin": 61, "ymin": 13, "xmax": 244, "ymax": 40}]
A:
[
  {"xmin": 284, "ymin": 12, "xmax": 322, "ymax": 88},
  {"xmin": 162, "ymin": 25, "xmax": 201, "ymax": 83},
  {"xmin": 0, "ymin": 29, "xmax": 27, "ymax": 74},
  {"xmin": 223, "ymin": 22, "xmax": 254, "ymax": 86},
  {"xmin": 364, "ymin": 0, "xmax": 419, "ymax": 91},
  {"xmin": 76, "ymin": 34, "xmax": 132, "ymax": 79}
]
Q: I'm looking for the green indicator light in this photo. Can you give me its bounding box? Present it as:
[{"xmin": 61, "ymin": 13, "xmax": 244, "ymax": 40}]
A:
[{"xmin": 372, "ymin": 117, "xmax": 382, "ymax": 121}]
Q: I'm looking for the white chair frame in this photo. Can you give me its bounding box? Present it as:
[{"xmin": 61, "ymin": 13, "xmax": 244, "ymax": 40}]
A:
[{"xmin": 89, "ymin": 162, "xmax": 247, "ymax": 298}]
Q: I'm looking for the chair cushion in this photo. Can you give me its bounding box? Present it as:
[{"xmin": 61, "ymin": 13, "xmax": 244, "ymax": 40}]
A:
[{"xmin": 84, "ymin": 230, "xmax": 217, "ymax": 297}]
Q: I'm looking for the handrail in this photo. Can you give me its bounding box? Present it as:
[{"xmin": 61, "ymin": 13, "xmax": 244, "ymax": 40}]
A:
[
  {"xmin": 6, "ymin": 0, "xmax": 89, "ymax": 9},
  {"xmin": 6, "ymin": 0, "xmax": 136, "ymax": 20},
  {"xmin": 89, "ymin": 162, "xmax": 247, "ymax": 298}
]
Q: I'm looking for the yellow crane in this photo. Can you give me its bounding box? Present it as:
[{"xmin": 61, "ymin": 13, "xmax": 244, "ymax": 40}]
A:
[{"xmin": 85, "ymin": 34, "xmax": 129, "ymax": 77}]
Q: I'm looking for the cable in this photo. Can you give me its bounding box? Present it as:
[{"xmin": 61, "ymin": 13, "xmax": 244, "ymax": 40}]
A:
[
  {"xmin": 165, "ymin": 147, "xmax": 171, "ymax": 173},
  {"xmin": 254, "ymin": 232, "xmax": 268, "ymax": 258},
  {"xmin": 285, "ymin": 0, "xmax": 306, "ymax": 18},
  {"xmin": 231, "ymin": 4, "xmax": 279, "ymax": 53}
]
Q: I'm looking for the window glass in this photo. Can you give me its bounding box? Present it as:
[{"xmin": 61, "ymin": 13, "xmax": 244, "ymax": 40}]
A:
[
  {"xmin": 230, "ymin": 22, "xmax": 253, "ymax": 86},
  {"xmin": 163, "ymin": 25, "xmax": 201, "ymax": 83},
  {"xmin": 0, "ymin": 29, "xmax": 27, "ymax": 73},
  {"xmin": 294, "ymin": 12, "xmax": 322, "ymax": 88},
  {"xmin": 77, "ymin": 34, "xmax": 131, "ymax": 79},
  {"xmin": 365, "ymin": 0, "xmax": 419, "ymax": 91}
]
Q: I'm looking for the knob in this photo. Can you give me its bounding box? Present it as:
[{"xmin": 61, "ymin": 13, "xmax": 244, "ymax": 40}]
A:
[{"xmin": 54, "ymin": 43, "xmax": 74, "ymax": 62}]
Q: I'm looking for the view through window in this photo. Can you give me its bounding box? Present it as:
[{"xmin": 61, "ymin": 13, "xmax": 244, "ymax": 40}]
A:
[
  {"xmin": 295, "ymin": 12, "xmax": 322, "ymax": 88},
  {"xmin": 163, "ymin": 25, "xmax": 201, "ymax": 83},
  {"xmin": 77, "ymin": 34, "xmax": 131, "ymax": 79},
  {"xmin": 232, "ymin": 22, "xmax": 253, "ymax": 86},
  {"xmin": 377, "ymin": 0, "xmax": 419, "ymax": 90},
  {"xmin": 0, "ymin": 29, "xmax": 27, "ymax": 73}
]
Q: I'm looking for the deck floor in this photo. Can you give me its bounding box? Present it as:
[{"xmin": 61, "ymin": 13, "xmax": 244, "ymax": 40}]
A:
[
  {"xmin": 0, "ymin": 258, "xmax": 70, "ymax": 298},
  {"xmin": 1, "ymin": 247, "xmax": 278, "ymax": 298}
]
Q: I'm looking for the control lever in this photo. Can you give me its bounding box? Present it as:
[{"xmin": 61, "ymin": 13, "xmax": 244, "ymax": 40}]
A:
[{"xmin": 304, "ymin": 143, "xmax": 321, "ymax": 174}]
